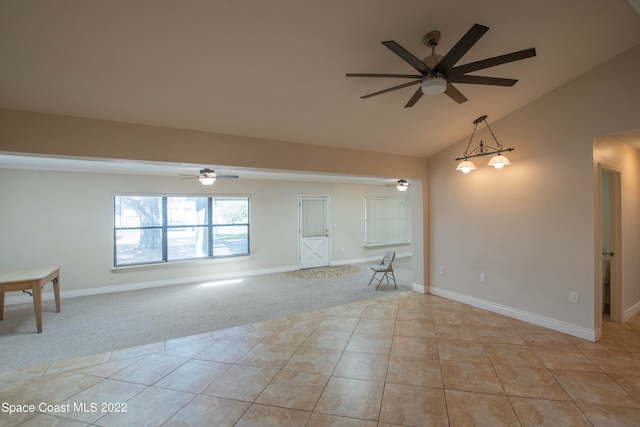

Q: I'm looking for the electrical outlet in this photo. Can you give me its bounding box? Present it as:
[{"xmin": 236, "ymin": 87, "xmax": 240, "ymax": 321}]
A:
[
  {"xmin": 480, "ymin": 273, "xmax": 486, "ymax": 284},
  {"xmin": 439, "ymin": 266, "xmax": 444, "ymax": 275},
  {"xmin": 569, "ymin": 291, "xmax": 579, "ymax": 303}
]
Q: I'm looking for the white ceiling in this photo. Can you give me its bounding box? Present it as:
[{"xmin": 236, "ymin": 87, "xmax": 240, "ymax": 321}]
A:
[{"xmin": 0, "ymin": 0, "xmax": 639, "ymax": 177}]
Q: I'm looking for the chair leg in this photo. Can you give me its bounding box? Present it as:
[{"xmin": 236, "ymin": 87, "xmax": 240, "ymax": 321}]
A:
[
  {"xmin": 390, "ymin": 270, "xmax": 397, "ymax": 288},
  {"xmin": 368, "ymin": 272, "xmax": 377, "ymax": 286}
]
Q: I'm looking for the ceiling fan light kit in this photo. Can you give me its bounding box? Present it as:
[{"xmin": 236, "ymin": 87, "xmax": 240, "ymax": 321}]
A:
[
  {"xmin": 396, "ymin": 179, "xmax": 410, "ymax": 191},
  {"xmin": 455, "ymin": 115, "xmax": 514, "ymax": 173},
  {"xmin": 421, "ymin": 74, "xmax": 447, "ymax": 94},
  {"xmin": 179, "ymin": 168, "xmax": 239, "ymax": 185},
  {"xmin": 346, "ymin": 23, "xmax": 536, "ymax": 107},
  {"xmin": 198, "ymin": 172, "xmax": 217, "ymax": 185}
]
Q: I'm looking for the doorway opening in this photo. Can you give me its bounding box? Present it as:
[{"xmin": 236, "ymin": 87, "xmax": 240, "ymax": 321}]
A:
[{"xmin": 600, "ymin": 167, "xmax": 622, "ymax": 322}]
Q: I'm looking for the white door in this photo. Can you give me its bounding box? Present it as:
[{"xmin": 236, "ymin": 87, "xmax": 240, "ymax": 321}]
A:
[{"xmin": 299, "ymin": 196, "xmax": 330, "ymax": 269}]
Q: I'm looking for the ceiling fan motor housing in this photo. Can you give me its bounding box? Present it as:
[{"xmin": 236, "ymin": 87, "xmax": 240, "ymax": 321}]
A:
[{"xmin": 423, "ymin": 30, "xmax": 441, "ymax": 47}]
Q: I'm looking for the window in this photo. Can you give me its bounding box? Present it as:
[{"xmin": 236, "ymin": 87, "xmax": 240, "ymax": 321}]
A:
[
  {"xmin": 114, "ymin": 195, "xmax": 249, "ymax": 266},
  {"xmin": 365, "ymin": 197, "xmax": 410, "ymax": 246}
]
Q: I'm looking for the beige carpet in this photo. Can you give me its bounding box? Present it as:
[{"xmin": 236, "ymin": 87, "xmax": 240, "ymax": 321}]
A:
[{"xmin": 0, "ymin": 257, "xmax": 413, "ymax": 372}]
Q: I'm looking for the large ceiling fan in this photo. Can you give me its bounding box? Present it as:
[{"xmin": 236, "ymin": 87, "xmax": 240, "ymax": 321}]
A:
[
  {"xmin": 346, "ymin": 23, "xmax": 536, "ymax": 107},
  {"xmin": 179, "ymin": 168, "xmax": 239, "ymax": 185}
]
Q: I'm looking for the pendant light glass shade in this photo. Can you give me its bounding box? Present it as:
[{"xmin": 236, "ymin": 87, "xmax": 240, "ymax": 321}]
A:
[
  {"xmin": 487, "ymin": 154, "xmax": 511, "ymax": 169},
  {"xmin": 456, "ymin": 160, "xmax": 477, "ymax": 174}
]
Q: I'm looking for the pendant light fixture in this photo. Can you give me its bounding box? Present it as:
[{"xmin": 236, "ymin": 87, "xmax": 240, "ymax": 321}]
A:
[{"xmin": 455, "ymin": 115, "xmax": 514, "ymax": 173}]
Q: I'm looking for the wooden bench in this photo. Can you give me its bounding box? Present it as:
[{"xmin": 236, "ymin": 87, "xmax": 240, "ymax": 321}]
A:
[{"xmin": 0, "ymin": 267, "xmax": 61, "ymax": 333}]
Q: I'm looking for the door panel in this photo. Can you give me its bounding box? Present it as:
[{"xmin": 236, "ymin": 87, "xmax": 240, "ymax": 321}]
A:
[{"xmin": 299, "ymin": 196, "xmax": 330, "ymax": 269}]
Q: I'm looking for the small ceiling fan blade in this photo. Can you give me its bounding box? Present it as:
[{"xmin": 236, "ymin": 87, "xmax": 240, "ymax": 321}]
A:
[
  {"xmin": 404, "ymin": 87, "xmax": 424, "ymax": 108},
  {"xmin": 179, "ymin": 176, "xmax": 198, "ymax": 180},
  {"xmin": 346, "ymin": 73, "xmax": 423, "ymax": 79},
  {"xmin": 444, "ymin": 83, "xmax": 468, "ymax": 104},
  {"xmin": 217, "ymin": 175, "xmax": 239, "ymax": 179},
  {"xmin": 449, "ymin": 48, "xmax": 537, "ymax": 75},
  {"xmin": 360, "ymin": 79, "xmax": 421, "ymax": 99},
  {"xmin": 447, "ymin": 75, "xmax": 518, "ymax": 86},
  {"xmin": 381, "ymin": 41, "xmax": 430, "ymax": 74},
  {"xmin": 433, "ymin": 23, "xmax": 489, "ymax": 75}
]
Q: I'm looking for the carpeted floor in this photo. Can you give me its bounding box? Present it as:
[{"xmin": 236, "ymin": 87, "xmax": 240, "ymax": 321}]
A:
[{"xmin": 0, "ymin": 257, "xmax": 413, "ymax": 372}]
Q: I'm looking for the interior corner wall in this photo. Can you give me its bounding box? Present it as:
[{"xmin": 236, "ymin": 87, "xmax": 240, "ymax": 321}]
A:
[
  {"xmin": 594, "ymin": 136, "xmax": 640, "ymax": 321},
  {"xmin": 0, "ymin": 168, "xmax": 413, "ymax": 298},
  {"xmin": 427, "ymin": 43, "xmax": 640, "ymax": 339}
]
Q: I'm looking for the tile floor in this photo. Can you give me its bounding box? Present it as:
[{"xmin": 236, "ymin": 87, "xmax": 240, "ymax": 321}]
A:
[{"xmin": 1, "ymin": 291, "xmax": 640, "ymax": 426}]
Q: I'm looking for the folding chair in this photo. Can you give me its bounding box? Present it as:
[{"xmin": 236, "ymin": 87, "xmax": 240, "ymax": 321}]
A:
[{"xmin": 368, "ymin": 251, "xmax": 397, "ymax": 290}]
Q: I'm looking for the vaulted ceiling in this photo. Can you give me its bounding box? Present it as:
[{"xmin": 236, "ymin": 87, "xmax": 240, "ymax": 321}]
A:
[{"xmin": 1, "ymin": 0, "xmax": 639, "ymax": 162}]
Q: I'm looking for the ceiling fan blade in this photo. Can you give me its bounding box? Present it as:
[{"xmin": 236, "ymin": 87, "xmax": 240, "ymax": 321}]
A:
[
  {"xmin": 447, "ymin": 75, "xmax": 518, "ymax": 86},
  {"xmin": 444, "ymin": 83, "xmax": 468, "ymax": 104},
  {"xmin": 433, "ymin": 23, "xmax": 489, "ymax": 75},
  {"xmin": 381, "ymin": 41, "xmax": 430, "ymax": 74},
  {"xmin": 217, "ymin": 175, "xmax": 239, "ymax": 179},
  {"xmin": 360, "ymin": 79, "xmax": 421, "ymax": 99},
  {"xmin": 346, "ymin": 73, "xmax": 423, "ymax": 79},
  {"xmin": 449, "ymin": 48, "xmax": 537, "ymax": 75},
  {"xmin": 404, "ymin": 87, "xmax": 424, "ymax": 108}
]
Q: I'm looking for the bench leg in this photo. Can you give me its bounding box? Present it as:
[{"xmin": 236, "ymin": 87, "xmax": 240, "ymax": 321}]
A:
[{"xmin": 0, "ymin": 291, "xmax": 4, "ymax": 321}]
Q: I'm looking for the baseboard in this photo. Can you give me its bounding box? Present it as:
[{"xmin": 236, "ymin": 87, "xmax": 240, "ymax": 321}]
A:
[
  {"xmin": 5, "ymin": 254, "xmax": 413, "ymax": 306},
  {"xmin": 4, "ymin": 264, "xmax": 299, "ymax": 305},
  {"xmin": 623, "ymin": 299, "xmax": 640, "ymax": 322},
  {"xmin": 429, "ymin": 286, "xmax": 598, "ymax": 342},
  {"xmin": 412, "ymin": 283, "xmax": 425, "ymax": 294}
]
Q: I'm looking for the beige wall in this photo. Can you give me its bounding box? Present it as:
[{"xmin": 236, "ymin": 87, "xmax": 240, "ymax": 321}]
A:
[{"xmin": 428, "ymin": 44, "xmax": 640, "ymax": 340}]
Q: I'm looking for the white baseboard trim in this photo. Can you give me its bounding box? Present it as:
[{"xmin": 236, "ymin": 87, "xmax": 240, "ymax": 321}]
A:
[
  {"xmin": 412, "ymin": 283, "xmax": 425, "ymax": 294},
  {"xmin": 429, "ymin": 286, "xmax": 597, "ymax": 342},
  {"xmin": 623, "ymin": 299, "xmax": 640, "ymax": 322},
  {"xmin": 4, "ymin": 265, "xmax": 299, "ymax": 305},
  {"xmin": 4, "ymin": 254, "xmax": 414, "ymax": 306}
]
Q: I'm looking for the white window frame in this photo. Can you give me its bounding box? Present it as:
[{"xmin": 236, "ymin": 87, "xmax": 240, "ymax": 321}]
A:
[{"xmin": 113, "ymin": 194, "xmax": 250, "ymax": 267}]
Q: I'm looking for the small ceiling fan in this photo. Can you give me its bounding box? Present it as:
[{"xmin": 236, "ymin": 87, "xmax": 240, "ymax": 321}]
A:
[
  {"xmin": 179, "ymin": 168, "xmax": 239, "ymax": 186},
  {"xmin": 346, "ymin": 23, "xmax": 536, "ymax": 107},
  {"xmin": 385, "ymin": 179, "xmax": 410, "ymax": 191}
]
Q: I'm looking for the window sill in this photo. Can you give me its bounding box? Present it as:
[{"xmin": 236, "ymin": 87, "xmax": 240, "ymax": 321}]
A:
[
  {"xmin": 364, "ymin": 241, "xmax": 410, "ymax": 249},
  {"xmin": 111, "ymin": 254, "xmax": 251, "ymax": 272}
]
